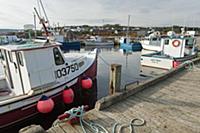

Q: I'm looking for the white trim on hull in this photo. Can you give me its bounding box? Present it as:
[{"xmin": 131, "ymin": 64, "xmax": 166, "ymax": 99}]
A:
[{"xmin": 141, "ymin": 44, "xmax": 162, "ymax": 51}]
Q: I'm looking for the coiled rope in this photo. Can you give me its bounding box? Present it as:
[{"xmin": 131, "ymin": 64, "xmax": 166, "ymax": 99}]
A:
[
  {"xmin": 184, "ymin": 60, "xmax": 200, "ymax": 71},
  {"xmin": 53, "ymin": 105, "xmax": 145, "ymax": 133}
]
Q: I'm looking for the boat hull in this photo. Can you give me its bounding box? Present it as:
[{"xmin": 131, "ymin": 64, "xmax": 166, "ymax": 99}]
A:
[
  {"xmin": 141, "ymin": 43, "xmax": 162, "ymax": 51},
  {"xmin": 141, "ymin": 52, "xmax": 197, "ymax": 70},
  {"xmin": 0, "ymin": 55, "xmax": 97, "ymax": 131},
  {"xmin": 59, "ymin": 41, "xmax": 81, "ymax": 51},
  {"xmin": 84, "ymin": 41, "xmax": 114, "ymax": 46},
  {"xmin": 120, "ymin": 42, "xmax": 143, "ymax": 52}
]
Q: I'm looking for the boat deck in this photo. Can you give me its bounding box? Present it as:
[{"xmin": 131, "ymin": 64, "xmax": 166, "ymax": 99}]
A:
[{"xmin": 46, "ymin": 59, "xmax": 200, "ymax": 133}]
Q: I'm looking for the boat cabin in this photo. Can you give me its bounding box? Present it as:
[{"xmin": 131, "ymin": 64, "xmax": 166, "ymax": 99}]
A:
[
  {"xmin": 160, "ymin": 35, "xmax": 196, "ymax": 58},
  {"xmin": 0, "ymin": 42, "xmax": 64, "ymax": 97},
  {"xmin": 141, "ymin": 31, "xmax": 161, "ymax": 46},
  {"xmin": 119, "ymin": 37, "xmax": 131, "ymax": 44}
]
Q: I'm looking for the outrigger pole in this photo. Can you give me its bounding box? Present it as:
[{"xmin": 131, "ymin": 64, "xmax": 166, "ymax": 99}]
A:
[{"xmin": 34, "ymin": 7, "xmax": 49, "ymax": 37}]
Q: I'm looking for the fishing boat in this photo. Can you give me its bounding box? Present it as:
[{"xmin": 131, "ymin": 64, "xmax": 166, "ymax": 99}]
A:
[
  {"xmin": 119, "ymin": 37, "xmax": 143, "ymax": 52},
  {"xmin": 141, "ymin": 34, "xmax": 197, "ymax": 69},
  {"xmin": 0, "ymin": 40, "xmax": 97, "ymax": 129},
  {"xmin": 84, "ymin": 36, "xmax": 114, "ymax": 46},
  {"xmin": 54, "ymin": 35, "xmax": 81, "ymax": 52},
  {"xmin": 119, "ymin": 15, "xmax": 143, "ymax": 52},
  {"xmin": 0, "ymin": 35, "xmax": 23, "ymax": 45},
  {"xmin": 140, "ymin": 31, "xmax": 162, "ymax": 51},
  {"xmin": 0, "ymin": 4, "xmax": 98, "ymax": 129}
]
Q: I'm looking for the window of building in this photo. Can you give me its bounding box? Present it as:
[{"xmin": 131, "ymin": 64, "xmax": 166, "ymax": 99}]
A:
[{"xmin": 53, "ymin": 48, "xmax": 64, "ymax": 65}]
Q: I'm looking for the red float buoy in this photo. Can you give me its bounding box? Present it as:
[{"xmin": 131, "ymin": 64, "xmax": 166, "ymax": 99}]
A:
[
  {"xmin": 81, "ymin": 77, "xmax": 93, "ymax": 89},
  {"xmin": 37, "ymin": 95, "xmax": 54, "ymax": 113},
  {"xmin": 62, "ymin": 86, "xmax": 74, "ymax": 104}
]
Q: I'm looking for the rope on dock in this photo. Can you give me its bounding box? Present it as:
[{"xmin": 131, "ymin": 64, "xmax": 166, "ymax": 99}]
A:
[
  {"xmin": 184, "ymin": 60, "xmax": 200, "ymax": 71},
  {"xmin": 53, "ymin": 105, "xmax": 109, "ymax": 133},
  {"xmin": 112, "ymin": 118, "xmax": 145, "ymax": 133},
  {"xmin": 53, "ymin": 105, "xmax": 145, "ymax": 133}
]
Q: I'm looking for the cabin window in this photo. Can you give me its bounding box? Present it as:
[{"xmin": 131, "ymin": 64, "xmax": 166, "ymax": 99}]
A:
[
  {"xmin": 53, "ymin": 48, "xmax": 64, "ymax": 65},
  {"xmin": 8, "ymin": 51, "xmax": 13, "ymax": 63},
  {"xmin": 17, "ymin": 52, "xmax": 24, "ymax": 66},
  {"xmin": 152, "ymin": 38, "xmax": 157, "ymax": 41},
  {"xmin": 0, "ymin": 50, "xmax": 4, "ymax": 60},
  {"xmin": 124, "ymin": 38, "xmax": 127, "ymax": 43},
  {"xmin": 164, "ymin": 40, "xmax": 169, "ymax": 45},
  {"xmin": 185, "ymin": 39, "xmax": 193, "ymax": 47}
]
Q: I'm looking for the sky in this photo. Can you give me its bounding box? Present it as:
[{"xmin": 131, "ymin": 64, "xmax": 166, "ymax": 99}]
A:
[{"xmin": 0, "ymin": 0, "xmax": 200, "ymax": 29}]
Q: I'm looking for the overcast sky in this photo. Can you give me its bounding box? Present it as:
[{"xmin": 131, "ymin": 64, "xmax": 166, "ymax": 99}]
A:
[{"xmin": 0, "ymin": 0, "xmax": 200, "ymax": 29}]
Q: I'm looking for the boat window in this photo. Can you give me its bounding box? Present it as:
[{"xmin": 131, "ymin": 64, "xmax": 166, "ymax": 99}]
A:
[
  {"xmin": 0, "ymin": 50, "xmax": 4, "ymax": 60},
  {"xmin": 164, "ymin": 40, "xmax": 169, "ymax": 45},
  {"xmin": 17, "ymin": 52, "xmax": 24, "ymax": 66},
  {"xmin": 124, "ymin": 38, "xmax": 127, "ymax": 43},
  {"xmin": 185, "ymin": 39, "xmax": 193, "ymax": 47},
  {"xmin": 152, "ymin": 38, "xmax": 157, "ymax": 41},
  {"xmin": 53, "ymin": 48, "xmax": 64, "ymax": 65},
  {"xmin": 8, "ymin": 51, "xmax": 13, "ymax": 63}
]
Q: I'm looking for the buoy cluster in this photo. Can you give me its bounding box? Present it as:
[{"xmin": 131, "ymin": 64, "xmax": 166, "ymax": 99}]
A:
[{"xmin": 37, "ymin": 77, "xmax": 93, "ymax": 113}]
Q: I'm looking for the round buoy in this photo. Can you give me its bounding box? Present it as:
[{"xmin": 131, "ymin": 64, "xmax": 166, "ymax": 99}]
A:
[
  {"xmin": 62, "ymin": 86, "xmax": 74, "ymax": 104},
  {"xmin": 172, "ymin": 40, "xmax": 181, "ymax": 47},
  {"xmin": 81, "ymin": 77, "xmax": 93, "ymax": 89},
  {"xmin": 37, "ymin": 95, "xmax": 54, "ymax": 113}
]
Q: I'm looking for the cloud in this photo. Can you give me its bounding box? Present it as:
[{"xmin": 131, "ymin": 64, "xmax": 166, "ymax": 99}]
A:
[{"xmin": 0, "ymin": 0, "xmax": 200, "ymax": 28}]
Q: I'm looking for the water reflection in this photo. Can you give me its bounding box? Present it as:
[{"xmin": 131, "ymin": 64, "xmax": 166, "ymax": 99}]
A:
[{"xmin": 84, "ymin": 45, "xmax": 148, "ymax": 99}]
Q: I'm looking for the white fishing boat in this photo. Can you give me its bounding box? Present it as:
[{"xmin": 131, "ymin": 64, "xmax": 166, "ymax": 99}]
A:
[
  {"xmin": 84, "ymin": 36, "xmax": 114, "ymax": 46},
  {"xmin": 0, "ymin": 35, "xmax": 23, "ymax": 45},
  {"xmin": 0, "ymin": 5, "xmax": 98, "ymax": 130},
  {"xmin": 140, "ymin": 31, "xmax": 162, "ymax": 51},
  {"xmin": 0, "ymin": 40, "xmax": 98, "ymax": 129},
  {"xmin": 141, "ymin": 34, "xmax": 197, "ymax": 69}
]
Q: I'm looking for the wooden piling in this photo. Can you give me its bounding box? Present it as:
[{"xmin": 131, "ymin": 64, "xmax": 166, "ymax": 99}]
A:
[{"xmin": 109, "ymin": 64, "xmax": 122, "ymax": 95}]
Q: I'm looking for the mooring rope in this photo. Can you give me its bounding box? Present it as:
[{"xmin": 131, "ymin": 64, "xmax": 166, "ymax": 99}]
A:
[
  {"xmin": 184, "ymin": 60, "xmax": 200, "ymax": 71},
  {"xmin": 112, "ymin": 118, "xmax": 145, "ymax": 133},
  {"xmin": 53, "ymin": 106, "xmax": 145, "ymax": 133}
]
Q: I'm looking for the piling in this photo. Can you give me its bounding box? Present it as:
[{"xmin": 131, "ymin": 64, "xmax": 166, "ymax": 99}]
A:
[{"xmin": 109, "ymin": 64, "xmax": 122, "ymax": 95}]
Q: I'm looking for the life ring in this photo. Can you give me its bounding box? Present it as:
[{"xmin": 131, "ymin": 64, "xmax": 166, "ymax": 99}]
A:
[{"xmin": 172, "ymin": 40, "xmax": 180, "ymax": 47}]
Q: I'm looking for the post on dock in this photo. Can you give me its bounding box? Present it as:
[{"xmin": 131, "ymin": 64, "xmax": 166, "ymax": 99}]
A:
[{"xmin": 109, "ymin": 64, "xmax": 122, "ymax": 95}]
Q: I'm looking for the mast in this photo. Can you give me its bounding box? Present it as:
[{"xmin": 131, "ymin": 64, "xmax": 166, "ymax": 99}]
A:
[
  {"xmin": 126, "ymin": 15, "xmax": 131, "ymax": 37},
  {"xmin": 33, "ymin": 12, "xmax": 37, "ymax": 38}
]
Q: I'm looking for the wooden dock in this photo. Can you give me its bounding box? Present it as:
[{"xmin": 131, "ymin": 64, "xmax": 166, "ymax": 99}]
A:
[{"xmin": 21, "ymin": 58, "xmax": 200, "ymax": 133}]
